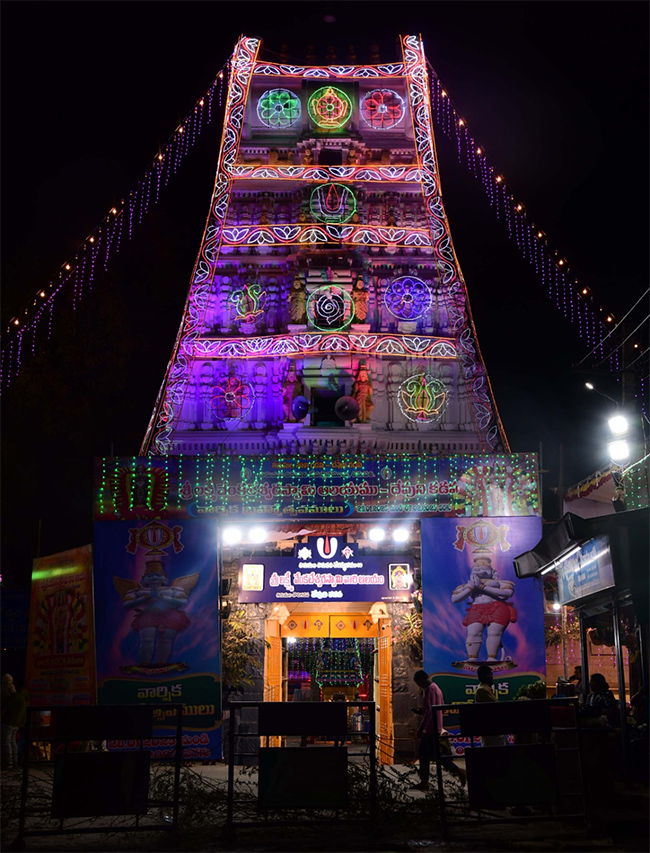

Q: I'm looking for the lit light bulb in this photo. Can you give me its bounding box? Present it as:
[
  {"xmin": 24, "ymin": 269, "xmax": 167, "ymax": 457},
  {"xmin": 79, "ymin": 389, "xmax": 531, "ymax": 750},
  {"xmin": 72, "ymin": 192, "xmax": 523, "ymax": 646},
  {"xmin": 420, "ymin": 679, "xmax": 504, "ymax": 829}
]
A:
[
  {"xmin": 516, "ymin": 204, "xmax": 523, "ymax": 211},
  {"xmin": 606, "ymin": 315, "xmax": 614, "ymax": 323},
  {"xmin": 287, "ymin": 636, "xmax": 297, "ymax": 645},
  {"xmin": 218, "ymin": 71, "xmax": 224, "ymax": 79},
  {"xmin": 608, "ymin": 414, "xmax": 628, "ymax": 436},
  {"xmin": 89, "ymin": 236, "xmax": 95, "ymax": 243},
  {"xmin": 39, "ymin": 291, "xmax": 46, "ymax": 298},
  {"xmin": 475, "ymin": 147, "xmax": 482, "ymax": 155},
  {"xmin": 608, "ymin": 439, "xmax": 629, "ymax": 462},
  {"xmin": 111, "ymin": 208, "xmax": 117, "ymax": 215},
  {"xmin": 585, "ymin": 382, "xmax": 595, "ymax": 390},
  {"xmin": 552, "ymin": 602, "xmax": 561, "ymax": 612},
  {"xmin": 458, "ymin": 119, "xmax": 465, "ymax": 126},
  {"xmin": 178, "ymin": 127, "xmax": 184, "ymax": 133},
  {"xmin": 222, "ymin": 526, "xmax": 241, "ymax": 545},
  {"xmin": 199, "ymin": 99, "xmax": 204, "ymax": 106},
  {"xmin": 633, "ymin": 342, "xmax": 639, "ymax": 349},
  {"xmin": 392, "ymin": 527, "xmax": 410, "ymax": 543},
  {"xmin": 537, "ymin": 232, "xmax": 543, "ymax": 238},
  {"xmin": 158, "ymin": 154, "xmax": 163, "ymax": 161},
  {"xmin": 65, "ymin": 264, "xmax": 71, "ymax": 270},
  {"xmin": 581, "ymin": 288, "xmax": 588, "ymax": 295},
  {"xmin": 441, "ymin": 90, "xmax": 447, "ymax": 98},
  {"xmin": 368, "ymin": 527, "xmax": 385, "ymax": 542},
  {"xmin": 496, "ymin": 175, "xmax": 502, "ymax": 183},
  {"xmin": 558, "ymin": 259, "xmax": 565, "ymax": 266},
  {"xmin": 13, "ymin": 319, "xmax": 19, "ymax": 326},
  {"xmin": 248, "ymin": 526, "xmax": 267, "ymax": 544}
]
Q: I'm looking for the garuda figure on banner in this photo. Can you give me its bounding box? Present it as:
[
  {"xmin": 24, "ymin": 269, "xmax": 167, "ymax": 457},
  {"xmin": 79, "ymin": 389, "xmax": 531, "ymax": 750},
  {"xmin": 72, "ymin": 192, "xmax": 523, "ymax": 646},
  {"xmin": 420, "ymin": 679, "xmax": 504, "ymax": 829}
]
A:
[
  {"xmin": 114, "ymin": 559, "xmax": 198, "ymax": 670},
  {"xmin": 451, "ymin": 557, "xmax": 516, "ymax": 663}
]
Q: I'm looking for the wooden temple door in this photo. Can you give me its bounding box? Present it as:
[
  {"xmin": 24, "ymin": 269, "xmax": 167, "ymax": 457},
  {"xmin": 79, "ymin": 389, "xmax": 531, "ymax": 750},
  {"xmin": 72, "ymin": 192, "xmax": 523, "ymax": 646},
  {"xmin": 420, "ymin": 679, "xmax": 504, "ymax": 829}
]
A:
[
  {"xmin": 376, "ymin": 617, "xmax": 394, "ymax": 765},
  {"xmin": 264, "ymin": 620, "xmax": 282, "ymax": 746}
]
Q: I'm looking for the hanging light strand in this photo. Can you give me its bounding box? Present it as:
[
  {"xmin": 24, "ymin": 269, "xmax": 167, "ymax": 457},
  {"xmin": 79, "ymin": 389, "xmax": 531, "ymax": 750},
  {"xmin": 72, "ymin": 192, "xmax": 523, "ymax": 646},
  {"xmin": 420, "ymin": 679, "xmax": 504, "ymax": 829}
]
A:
[
  {"xmin": 1, "ymin": 56, "xmax": 232, "ymax": 391},
  {"xmin": 427, "ymin": 62, "xmax": 632, "ymax": 379}
]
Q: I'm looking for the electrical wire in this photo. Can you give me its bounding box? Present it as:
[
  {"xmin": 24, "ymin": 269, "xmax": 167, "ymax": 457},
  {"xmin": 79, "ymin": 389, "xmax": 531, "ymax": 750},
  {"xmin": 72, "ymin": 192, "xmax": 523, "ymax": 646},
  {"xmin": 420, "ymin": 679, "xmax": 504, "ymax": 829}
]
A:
[
  {"xmin": 574, "ymin": 289, "xmax": 649, "ymax": 366},
  {"xmin": 591, "ymin": 315, "xmax": 650, "ymax": 367}
]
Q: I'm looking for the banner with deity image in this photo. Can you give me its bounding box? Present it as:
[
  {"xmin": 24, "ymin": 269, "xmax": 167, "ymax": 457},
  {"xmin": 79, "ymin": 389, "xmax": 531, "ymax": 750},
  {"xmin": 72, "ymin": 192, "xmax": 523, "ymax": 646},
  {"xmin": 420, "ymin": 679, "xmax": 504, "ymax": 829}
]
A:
[
  {"xmin": 94, "ymin": 518, "xmax": 221, "ymax": 760},
  {"xmin": 26, "ymin": 545, "xmax": 96, "ymax": 707},
  {"xmin": 422, "ymin": 517, "xmax": 545, "ymax": 711}
]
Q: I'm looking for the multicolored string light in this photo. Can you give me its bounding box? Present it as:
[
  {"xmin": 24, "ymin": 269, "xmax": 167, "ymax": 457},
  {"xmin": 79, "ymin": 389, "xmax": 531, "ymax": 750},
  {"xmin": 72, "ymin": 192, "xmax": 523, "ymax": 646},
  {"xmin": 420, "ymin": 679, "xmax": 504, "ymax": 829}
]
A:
[
  {"xmin": 426, "ymin": 64, "xmax": 642, "ymax": 384},
  {"xmin": 2, "ymin": 60, "xmax": 231, "ymax": 390}
]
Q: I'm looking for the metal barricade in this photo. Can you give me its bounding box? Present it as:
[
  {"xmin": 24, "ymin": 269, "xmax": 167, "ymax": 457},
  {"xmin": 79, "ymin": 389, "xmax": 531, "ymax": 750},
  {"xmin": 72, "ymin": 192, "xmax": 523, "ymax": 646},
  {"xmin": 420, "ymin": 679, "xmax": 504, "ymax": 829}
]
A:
[
  {"xmin": 431, "ymin": 697, "xmax": 587, "ymax": 837},
  {"xmin": 13, "ymin": 704, "xmax": 183, "ymax": 850},
  {"xmin": 225, "ymin": 701, "xmax": 377, "ymax": 836}
]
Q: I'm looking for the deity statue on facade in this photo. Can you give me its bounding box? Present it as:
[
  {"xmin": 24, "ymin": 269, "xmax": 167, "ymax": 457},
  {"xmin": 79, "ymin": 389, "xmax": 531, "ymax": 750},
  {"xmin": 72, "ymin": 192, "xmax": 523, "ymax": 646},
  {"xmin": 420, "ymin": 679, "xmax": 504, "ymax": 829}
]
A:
[
  {"xmin": 347, "ymin": 147, "xmax": 358, "ymax": 165},
  {"xmin": 114, "ymin": 560, "xmax": 198, "ymax": 667},
  {"xmin": 282, "ymin": 362, "xmax": 304, "ymax": 422},
  {"xmin": 352, "ymin": 277, "xmax": 369, "ymax": 321},
  {"xmin": 302, "ymin": 147, "xmax": 313, "ymax": 166},
  {"xmin": 289, "ymin": 276, "xmax": 306, "ymax": 323},
  {"xmin": 450, "ymin": 557, "xmax": 516, "ymax": 662},
  {"xmin": 352, "ymin": 363, "xmax": 374, "ymax": 423}
]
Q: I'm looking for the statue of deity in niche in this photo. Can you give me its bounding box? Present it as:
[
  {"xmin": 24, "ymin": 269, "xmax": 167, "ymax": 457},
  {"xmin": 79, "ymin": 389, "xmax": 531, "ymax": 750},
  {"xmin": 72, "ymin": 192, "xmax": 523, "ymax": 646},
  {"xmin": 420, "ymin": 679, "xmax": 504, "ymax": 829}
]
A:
[
  {"xmin": 289, "ymin": 276, "xmax": 306, "ymax": 323},
  {"xmin": 347, "ymin": 147, "xmax": 358, "ymax": 165},
  {"xmin": 352, "ymin": 363, "xmax": 374, "ymax": 423},
  {"xmin": 352, "ymin": 277, "xmax": 369, "ymax": 321},
  {"xmin": 302, "ymin": 147, "xmax": 313, "ymax": 166},
  {"xmin": 282, "ymin": 362, "xmax": 304, "ymax": 422}
]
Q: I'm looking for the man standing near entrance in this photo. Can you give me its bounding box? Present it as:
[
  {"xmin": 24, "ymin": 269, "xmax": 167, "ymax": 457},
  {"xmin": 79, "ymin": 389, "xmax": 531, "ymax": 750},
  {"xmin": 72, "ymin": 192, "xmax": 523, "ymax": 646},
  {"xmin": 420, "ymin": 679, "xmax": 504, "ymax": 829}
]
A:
[{"xmin": 410, "ymin": 670, "xmax": 466, "ymax": 791}]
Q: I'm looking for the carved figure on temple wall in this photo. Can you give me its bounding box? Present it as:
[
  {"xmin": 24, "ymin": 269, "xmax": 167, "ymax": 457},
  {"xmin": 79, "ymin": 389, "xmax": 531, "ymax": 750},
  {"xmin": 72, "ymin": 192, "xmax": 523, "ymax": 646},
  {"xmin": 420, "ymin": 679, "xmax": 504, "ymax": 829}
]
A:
[
  {"xmin": 302, "ymin": 147, "xmax": 313, "ymax": 166},
  {"xmin": 352, "ymin": 277, "xmax": 369, "ymax": 321},
  {"xmin": 352, "ymin": 363, "xmax": 374, "ymax": 423},
  {"xmin": 386, "ymin": 211, "xmax": 397, "ymax": 227},
  {"xmin": 347, "ymin": 147, "xmax": 358, "ymax": 165},
  {"xmin": 289, "ymin": 276, "xmax": 306, "ymax": 322},
  {"xmin": 282, "ymin": 362, "xmax": 304, "ymax": 422},
  {"xmin": 298, "ymin": 208, "xmax": 308, "ymax": 223}
]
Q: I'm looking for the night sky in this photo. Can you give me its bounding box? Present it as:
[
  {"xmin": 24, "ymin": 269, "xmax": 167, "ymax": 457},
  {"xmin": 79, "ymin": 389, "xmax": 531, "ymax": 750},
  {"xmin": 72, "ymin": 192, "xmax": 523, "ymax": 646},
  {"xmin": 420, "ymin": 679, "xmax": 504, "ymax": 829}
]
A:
[{"xmin": 2, "ymin": 1, "xmax": 648, "ymax": 588}]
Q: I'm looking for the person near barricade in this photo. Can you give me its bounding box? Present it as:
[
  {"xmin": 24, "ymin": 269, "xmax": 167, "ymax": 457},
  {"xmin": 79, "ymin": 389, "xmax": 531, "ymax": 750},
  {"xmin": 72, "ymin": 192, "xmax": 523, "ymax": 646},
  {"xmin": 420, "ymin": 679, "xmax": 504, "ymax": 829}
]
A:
[
  {"xmin": 581, "ymin": 673, "xmax": 619, "ymax": 728},
  {"xmin": 410, "ymin": 670, "xmax": 466, "ymax": 791},
  {"xmin": 474, "ymin": 665, "xmax": 507, "ymax": 746},
  {"xmin": 2, "ymin": 685, "xmax": 29, "ymax": 770}
]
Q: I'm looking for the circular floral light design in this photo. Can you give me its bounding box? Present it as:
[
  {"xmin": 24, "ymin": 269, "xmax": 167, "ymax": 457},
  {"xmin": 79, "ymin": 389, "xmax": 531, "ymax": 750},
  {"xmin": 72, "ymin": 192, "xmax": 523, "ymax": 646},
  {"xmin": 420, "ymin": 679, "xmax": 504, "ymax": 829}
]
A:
[
  {"xmin": 306, "ymin": 285, "xmax": 355, "ymax": 331},
  {"xmin": 398, "ymin": 374, "xmax": 448, "ymax": 423},
  {"xmin": 310, "ymin": 183, "xmax": 357, "ymax": 223},
  {"xmin": 307, "ymin": 86, "xmax": 352, "ymax": 129},
  {"xmin": 257, "ymin": 89, "xmax": 301, "ymax": 129},
  {"xmin": 384, "ymin": 276, "xmax": 432, "ymax": 321},
  {"xmin": 211, "ymin": 375, "xmax": 254, "ymax": 420},
  {"xmin": 360, "ymin": 89, "xmax": 405, "ymax": 129}
]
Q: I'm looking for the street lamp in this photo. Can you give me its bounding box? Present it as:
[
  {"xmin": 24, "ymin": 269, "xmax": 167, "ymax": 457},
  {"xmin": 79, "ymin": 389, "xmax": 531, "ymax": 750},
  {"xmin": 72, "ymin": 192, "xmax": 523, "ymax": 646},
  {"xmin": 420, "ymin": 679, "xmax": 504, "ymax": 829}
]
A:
[{"xmin": 584, "ymin": 383, "xmax": 631, "ymax": 464}]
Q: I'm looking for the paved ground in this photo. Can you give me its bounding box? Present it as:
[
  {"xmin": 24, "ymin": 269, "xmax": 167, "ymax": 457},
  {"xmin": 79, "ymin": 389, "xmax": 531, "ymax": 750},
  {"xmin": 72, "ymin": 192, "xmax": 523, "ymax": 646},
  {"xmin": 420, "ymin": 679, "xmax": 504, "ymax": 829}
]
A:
[{"xmin": 2, "ymin": 761, "xmax": 647, "ymax": 852}]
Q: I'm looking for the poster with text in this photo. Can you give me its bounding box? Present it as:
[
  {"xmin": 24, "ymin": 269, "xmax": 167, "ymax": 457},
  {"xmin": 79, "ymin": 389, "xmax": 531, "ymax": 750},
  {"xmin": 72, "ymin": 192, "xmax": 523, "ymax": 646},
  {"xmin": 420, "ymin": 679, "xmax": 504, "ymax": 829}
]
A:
[
  {"xmin": 422, "ymin": 517, "xmax": 545, "ymax": 715},
  {"xmin": 94, "ymin": 519, "xmax": 221, "ymax": 760},
  {"xmin": 26, "ymin": 545, "xmax": 96, "ymax": 707}
]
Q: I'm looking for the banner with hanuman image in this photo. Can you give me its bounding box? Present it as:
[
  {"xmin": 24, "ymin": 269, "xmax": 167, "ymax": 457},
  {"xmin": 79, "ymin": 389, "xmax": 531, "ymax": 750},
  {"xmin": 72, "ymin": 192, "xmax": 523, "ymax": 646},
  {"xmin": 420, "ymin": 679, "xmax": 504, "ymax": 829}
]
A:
[
  {"xmin": 422, "ymin": 516, "xmax": 545, "ymax": 712},
  {"xmin": 94, "ymin": 519, "xmax": 221, "ymax": 760}
]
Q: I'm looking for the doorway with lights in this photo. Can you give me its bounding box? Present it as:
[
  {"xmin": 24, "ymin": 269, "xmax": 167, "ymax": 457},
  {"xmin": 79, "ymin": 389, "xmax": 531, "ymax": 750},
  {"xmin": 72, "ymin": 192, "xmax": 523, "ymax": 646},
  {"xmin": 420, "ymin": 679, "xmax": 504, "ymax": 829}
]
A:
[{"xmin": 263, "ymin": 603, "xmax": 394, "ymax": 764}]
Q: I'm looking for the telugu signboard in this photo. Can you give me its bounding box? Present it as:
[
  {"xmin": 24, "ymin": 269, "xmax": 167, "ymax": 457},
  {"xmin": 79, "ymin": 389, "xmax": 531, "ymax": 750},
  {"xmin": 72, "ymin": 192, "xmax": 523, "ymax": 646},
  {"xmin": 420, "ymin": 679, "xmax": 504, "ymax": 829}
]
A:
[
  {"xmin": 556, "ymin": 535, "xmax": 614, "ymax": 605},
  {"xmin": 239, "ymin": 536, "xmax": 413, "ymax": 603},
  {"xmin": 26, "ymin": 546, "xmax": 96, "ymax": 707},
  {"xmin": 94, "ymin": 519, "xmax": 222, "ymax": 761},
  {"xmin": 421, "ymin": 517, "xmax": 545, "ymax": 709},
  {"xmin": 94, "ymin": 454, "xmax": 540, "ymax": 521}
]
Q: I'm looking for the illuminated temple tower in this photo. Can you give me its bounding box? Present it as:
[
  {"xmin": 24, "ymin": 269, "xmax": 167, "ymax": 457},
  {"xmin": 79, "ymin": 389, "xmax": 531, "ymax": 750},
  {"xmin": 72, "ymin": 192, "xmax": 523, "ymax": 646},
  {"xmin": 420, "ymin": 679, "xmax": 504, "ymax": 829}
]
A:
[{"xmin": 141, "ymin": 35, "xmax": 508, "ymax": 457}]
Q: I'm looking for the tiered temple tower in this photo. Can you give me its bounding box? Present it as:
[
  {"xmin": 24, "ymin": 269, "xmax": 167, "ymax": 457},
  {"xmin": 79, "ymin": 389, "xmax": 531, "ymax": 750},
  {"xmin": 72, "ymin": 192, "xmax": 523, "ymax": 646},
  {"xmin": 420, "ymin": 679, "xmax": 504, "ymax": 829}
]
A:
[{"xmin": 141, "ymin": 35, "xmax": 508, "ymax": 458}]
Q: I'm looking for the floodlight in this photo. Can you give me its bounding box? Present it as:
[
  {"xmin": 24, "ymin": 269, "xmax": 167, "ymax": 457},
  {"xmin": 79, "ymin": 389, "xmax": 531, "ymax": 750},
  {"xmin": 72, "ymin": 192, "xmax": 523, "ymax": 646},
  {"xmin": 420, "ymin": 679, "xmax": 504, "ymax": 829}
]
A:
[
  {"xmin": 368, "ymin": 527, "xmax": 386, "ymax": 542},
  {"xmin": 248, "ymin": 526, "xmax": 267, "ymax": 544},
  {"xmin": 608, "ymin": 414, "xmax": 628, "ymax": 436},
  {"xmin": 222, "ymin": 526, "xmax": 241, "ymax": 545},
  {"xmin": 392, "ymin": 527, "xmax": 410, "ymax": 543},
  {"xmin": 608, "ymin": 439, "xmax": 630, "ymax": 462}
]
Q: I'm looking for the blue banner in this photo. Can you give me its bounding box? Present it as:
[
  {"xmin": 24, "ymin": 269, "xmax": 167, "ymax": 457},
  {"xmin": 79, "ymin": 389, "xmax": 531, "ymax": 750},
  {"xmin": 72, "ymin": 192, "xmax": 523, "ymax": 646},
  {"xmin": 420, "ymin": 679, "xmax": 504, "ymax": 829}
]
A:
[
  {"xmin": 94, "ymin": 519, "xmax": 221, "ymax": 760},
  {"xmin": 239, "ymin": 536, "xmax": 412, "ymax": 603},
  {"xmin": 422, "ymin": 517, "xmax": 545, "ymax": 706}
]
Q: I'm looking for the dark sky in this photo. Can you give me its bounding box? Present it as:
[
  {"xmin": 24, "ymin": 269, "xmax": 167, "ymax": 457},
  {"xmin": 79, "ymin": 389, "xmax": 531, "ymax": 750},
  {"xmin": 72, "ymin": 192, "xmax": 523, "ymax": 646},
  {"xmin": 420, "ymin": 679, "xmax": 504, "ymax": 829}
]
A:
[{"xmin": 2, "ymin": 1, "xmax": 648, "ymax": 587}]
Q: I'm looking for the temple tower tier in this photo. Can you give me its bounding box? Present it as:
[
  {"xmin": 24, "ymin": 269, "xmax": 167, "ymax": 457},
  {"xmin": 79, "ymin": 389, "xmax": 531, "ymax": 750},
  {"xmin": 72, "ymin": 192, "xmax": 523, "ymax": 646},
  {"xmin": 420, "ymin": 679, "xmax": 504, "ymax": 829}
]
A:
[{"xmin": 141, "ymin": 35, "xmax": 508, "ymax": 457}]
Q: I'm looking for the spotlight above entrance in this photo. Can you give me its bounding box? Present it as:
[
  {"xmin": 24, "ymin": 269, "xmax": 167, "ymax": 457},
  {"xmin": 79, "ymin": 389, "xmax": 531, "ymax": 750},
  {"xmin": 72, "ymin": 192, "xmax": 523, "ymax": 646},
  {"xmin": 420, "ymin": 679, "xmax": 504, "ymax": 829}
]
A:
[{"xmin": 222, "ymin": 525, "xmax": 268, "ymax": 545}]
